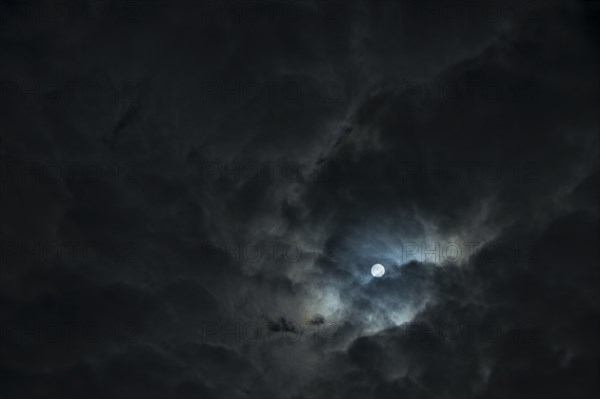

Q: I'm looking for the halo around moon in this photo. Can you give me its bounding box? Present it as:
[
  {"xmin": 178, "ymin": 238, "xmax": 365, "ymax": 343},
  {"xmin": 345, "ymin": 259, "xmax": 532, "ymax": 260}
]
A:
[{"xmin": 371, "ymin": 263, "xmax": 385, "ymax": 277}]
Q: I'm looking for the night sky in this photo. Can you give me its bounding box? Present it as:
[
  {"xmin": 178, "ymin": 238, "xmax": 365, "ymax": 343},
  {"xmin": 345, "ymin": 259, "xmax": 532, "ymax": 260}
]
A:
[{"xmin": 1, "ymin": 1, "xmax": 599, "ymax": 398}]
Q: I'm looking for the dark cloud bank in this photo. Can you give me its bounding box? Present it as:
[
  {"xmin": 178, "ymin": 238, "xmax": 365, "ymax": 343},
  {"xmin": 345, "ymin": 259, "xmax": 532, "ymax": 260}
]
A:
[{"xmin": 1, "ymin": 0, "xmax": 599, "ymax": 398}]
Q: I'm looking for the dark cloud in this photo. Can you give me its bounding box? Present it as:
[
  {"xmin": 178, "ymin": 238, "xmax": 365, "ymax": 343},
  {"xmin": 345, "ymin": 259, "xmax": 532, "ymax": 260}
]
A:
[{"xmin": 1, "ymin": 0, "xmax": 598, "ymax": 398}]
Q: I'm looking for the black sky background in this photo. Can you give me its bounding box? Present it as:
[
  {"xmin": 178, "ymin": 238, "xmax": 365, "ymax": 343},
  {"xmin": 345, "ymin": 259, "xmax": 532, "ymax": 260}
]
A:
[{"xmin": 1, "ymin": 0, "xmax": 599, "ymax": 398}]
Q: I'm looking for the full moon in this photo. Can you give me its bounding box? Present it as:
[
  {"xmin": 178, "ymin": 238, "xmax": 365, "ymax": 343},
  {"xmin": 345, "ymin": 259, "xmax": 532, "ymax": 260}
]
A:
[{"xmin": 371, "ymin": 263, "xmax": 385, "ymax": 277}]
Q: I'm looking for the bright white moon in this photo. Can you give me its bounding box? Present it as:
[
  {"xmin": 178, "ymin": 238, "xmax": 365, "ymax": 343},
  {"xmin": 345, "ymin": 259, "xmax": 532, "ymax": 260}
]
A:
[{"xmin": 371, "ymin": 263, "xmax": 385, "ymax": 277}]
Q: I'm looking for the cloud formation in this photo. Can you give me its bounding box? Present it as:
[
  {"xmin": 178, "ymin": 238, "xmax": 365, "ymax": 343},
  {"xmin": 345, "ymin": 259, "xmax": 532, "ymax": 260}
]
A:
[{"xmin": 1, "ymin": 0, "xmax": 598, "ymax": 398}]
